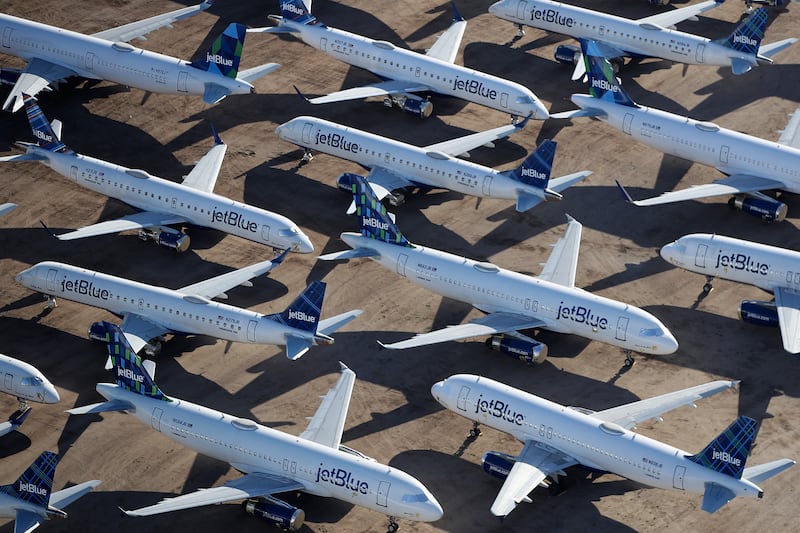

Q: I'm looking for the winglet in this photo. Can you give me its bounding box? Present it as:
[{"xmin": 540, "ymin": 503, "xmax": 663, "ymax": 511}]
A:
[
  {"xmin": 293, "ymin": 85, "xmax": 312, "ymax": 103},
  {"xmin": 210, "ymin": 123, "xmax": 223, "ymax": 146},
  {"xmin": 39, "ymin": 220, "xmax": 61, "ymax": 239},
  {"xmin": 615, "ymin": 180, "xmax": 635, "ymax": 203},
  {"xmin": 271, "ymin": 247, "xmax": 291, "ymax": 266},
  {"xmin": 451, "ymin": 1, "xmax": 465, "ymax": 23},
  {"xmin": 514, "ymin": 112, "xmax": 533, "ymax": 130}
]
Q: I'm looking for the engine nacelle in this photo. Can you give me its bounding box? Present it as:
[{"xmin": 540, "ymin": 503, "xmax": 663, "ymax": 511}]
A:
[
  {"xmin": 729, "ymin": 195, "xmax": 787, "ymax": 222},
  {"xmin": 487, "ymin": 335, "xmax": 547, "ymax": 364},
  {"xmin": 138, "ymin": 227, "xmax": 190, "ymax": 252},
  {"xmin": 383, "ymin": 93, "xmax": 433, "ymax": 119},
  {"xmin": 738, "ymin": 300, "xmax": 779, "ymax": 327},
  {"xmin": 554, "ymin": 44, "xmax": 581, "ymax": 66},
  {"xmin": 242, "ymin": 499, "xmax": 304, "ymax": 531},
  {"xmin": 482, "ymin": 451, "xmax": 516, "ymax": 481}
]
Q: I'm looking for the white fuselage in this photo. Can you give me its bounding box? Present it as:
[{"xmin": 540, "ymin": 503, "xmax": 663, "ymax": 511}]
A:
[
  {"xmin": 283, "ymin": 18, "xmax": 548, "ymax": 118},
  {"xmin": 341, "ymin": 233, "xmax": 678, "ymax": 354},
  {"xmin": 0, "ymin": 354, "xmax": 59, "ymax": 404},
  {"xmin": 14, "ymin": 261, "xmax": 307, "ymax": 348},
  {"xmin": 0, "ymin": 13, "xmax": 253, "ymax": 97},
  {"xmin": 661, "ymin": 233, "xmax": 800, "ymax": 292},
  {"xmin": 571, "ymin": 95, "xmax": 800, "ymax": 193},
  {"xmin": 489, "ymin": 0, "xmax": 744, "ymax": 68},
  {"xmin": 29, "ymin": 146, "xmax": 312, "ymax": 252},
  {"xmin": 276, "ymin": 116, "xmax": 544, "ymax": 204},
  {"xmin": 96, "ymin": 383, "xmax": 442, "ymax": 522},
  {"xmin": 432, "ymin": 374, "xmax": 762, "ymax": 501},
  {"xmin": 0, "ymin": 494, "xmax": 47, "ymax": 520}
]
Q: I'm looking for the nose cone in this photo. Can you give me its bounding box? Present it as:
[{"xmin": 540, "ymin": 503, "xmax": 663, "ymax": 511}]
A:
[
  {"xmin": 430, "ymin": 381, "xmax": 445, "ymax": 405},
  {"xmin": 661, "ymin": 330, "xmax": 679, "ymax": 355},
  {"xmin": 660, "ymin": 242, "xmax": 680, "ymax": 266},
  {"xmin": 275, "ymin": 120, "xmax": 298, "ymax": 143},
  {"xmin": 43, "ymin": 383, "xmax": 60, "ymax": 404},
  {"xmin": 295, "ymin": 233, "xmax": 314, "ymax": 254},
  {"xmin": 420, "ymin": 493, "xmax": 444, "ymax": 522},
  {"xmin": 488, "ymin": 0, "xmax": 505, "ymax": 15},
  {"xmin": 15, "ymin": 267, "xmax": 32, "ymax": 288},
  {"xmin": 532, "ymin": 99, "xmax": 550, "ymax": 121}
]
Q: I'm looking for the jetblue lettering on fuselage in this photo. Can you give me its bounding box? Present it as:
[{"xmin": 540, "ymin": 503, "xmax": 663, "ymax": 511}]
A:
[
  {"xmin": 362, "ymin": 216, "xmax": 388, "ymax": 230},
  {"xmin": 529, "ymin": 5, "xmax": 575, "ymax": 27},
  {"xmin": 288, "ymin": 309, "xmax": 316, "ymax": 323},
  {"xmin": 557, "ymin": 302, "xmax": 608, "ymax": 330},
  {"xmin": 18, "ymin": 482, "xmax": 47, "ymax": 496},
  {"xmin": 712, "ymin": 448, "xmax": 742, "ymax": 467},
  {"xmin": 60, "ymin": 278, "xmax": 110, "ymax": 300},
  {"xmin": 315, "ymin": 464, "xmax": 369, "ymax": 494},
  {"xmin": 714, "ymin": 251, "xmax": 768, "ymax": 276},
  {"xmin": 212, "ymin": 208, "xmax": 257, "ymax": 233},
  {"xmin": 452, "ymin": 76, "xmax": 497, "ymax": 100},
  {"xmin": 315, "ymin": 131, "xmax": 359, "ymax": 153},
  {"xmin": 474, "ymin": 393, "xmax": 524, "ymax": 426},
  {"xmin": 118, "ymin": 367, "xmax": 145, "ymax": 383}
]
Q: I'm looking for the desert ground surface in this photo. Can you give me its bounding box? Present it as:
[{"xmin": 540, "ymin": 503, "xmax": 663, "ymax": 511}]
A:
[{"xmin": 1, "ymin": 0, "xmax": 799, "ymax": 531}]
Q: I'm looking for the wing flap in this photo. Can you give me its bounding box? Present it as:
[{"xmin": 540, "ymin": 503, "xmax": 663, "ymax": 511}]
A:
[
  {"xmin": 3, "ymin": 58, "xmax": 77, "ymax": 112},
  {"xmin": 308, "ymin": 80, "xmax": 431, "ymax": 104},
  {"xmin": 299, "ymin": 363, "xmax": 356, "ymax": 448},
  {"xmin": 637, "ymin": 0, "xmax": 722, "ymax": 27},
  {"xmin": 55, "ymin": 211, "xmax": 187, "ymax": 241},
  {"xmin": 92, "ymin": 1, "xmax": 212, "ymax": 42},
  {"xmin": 629, "ymin": 174, "xmax": 784, "ymax": 206},
  {"xmin": 181, "ymin": 141, "xmax": 227, "ymax": 193},
  {"xmin": 538, "ymin": 216, "xmax": 582, "ymax": 287},
  {"xmin": 774, "ymin": 286, "xmax": 800, "ymax": 353}
]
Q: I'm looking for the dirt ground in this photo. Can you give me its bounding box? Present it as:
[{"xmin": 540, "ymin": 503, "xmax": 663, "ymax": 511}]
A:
[{"xmin": 1, "ymin": 1, "xmax": 799, "ymax": 532}]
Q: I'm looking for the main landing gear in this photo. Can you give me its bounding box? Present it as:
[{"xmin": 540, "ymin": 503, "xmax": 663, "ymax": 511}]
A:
[
  {"xmin": 386, "ymin": 516, "xmax": 399, "ymax": 533},
  {"xmin": 45, "ymin": 295, "xmax": 57, "ymax": 309},
  {"xmin": 301, "ymin": 149, "xmax": 314, "ymax": 164},
  {"xmin": 468, "ymin": 421, "xmax": 482, "ymax": 438},
  {"xmin": 515, "ymin": 24, "xmax": 525, "ymax": 38},
  {"xmin": 703, "ymin": 275, "xmax": 715, "ymax": 294},
  {"xmin": 623, "ymin": 350, "xmax": 635, "ymax": 368}
]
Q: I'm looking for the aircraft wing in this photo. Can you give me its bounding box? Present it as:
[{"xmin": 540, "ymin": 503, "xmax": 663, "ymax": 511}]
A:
[
  {"xmin": 591, "ymin": 380, "xmax": 738, "ymax": 430},
  {"xmin": 120, "ymin": 314, "xmax": 169, "ymax": 354},
  {"xmin": 425, "ymin": 19, "xmax": 467, "ymax": 64},
  {"xmin": 178, "ymin": 252, "xmax": 287, "ymax": 300},
  {"xmin": 123, "ymin": 473, "xmax": 304, "ymax": 517},
  {"xmin": 491, "ymin": 440, "xmax": 576, "ymax": 517},
  {"xmin": 180, "ymin": 138, "xmax": 227, "ymax": 193},
  {"xmin": 3, "ymin": 58, "xmax": 77, "ymax": 112},
  {"xmin": 49, "ymin": 480, "xmax": 102, "ymax": 510},
  {"xmin": 307, "ymin": 79, "xmax": 432, "ymax": 105},
  {"xmin": 379, "ymin": 312, "xmax": 546, "ymax": 350},
  {"xmin": 424, "ymin": 121, "xmax": 525, "ymax": 158},
  {"xmin": 636, "ymin": 0, "xmax": 722, "ymax": 28},
  {"xmin": 774, "ymin": 286, "xmax": 800, "ymax": 353},
  {"xmin": 299, "ymin": 363, "xmax": 356, "ymax": 448},
  {"xmin": 92, "ymin": 1, "xmax": 212, "ymax": 42},
  {"xmin": 346, "ymin": 167, "xmax": 412, "ymax": 214},
  {"xmin": 778, "ymin": 108, "xmax": 800, "ymax": 149},
  {"xmin": 570, "ymin": 40, "xmax": 624, "ymax": 81},
  {"xmin": 626, "ymin": 174, "xmax": 785, "ymax": 206},
  {"xmin": 538, "ymin": 215, "xmax": 582, "ymax": 288},
  {"xmin": 54, "ymin": 211, "xmax": 187, "ymax": 241}
]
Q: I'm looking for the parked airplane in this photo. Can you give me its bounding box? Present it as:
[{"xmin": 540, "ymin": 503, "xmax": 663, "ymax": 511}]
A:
[
  {"xmin": 555, "ymin": 39, "xmax": 800, "ymax": 222},
  {"xmin": 0, "ymin": 354, "xmax": 59, "ymax": 437},
  {"xmin": 0, "ymin": 203, "xmax": 16, "ymax": 216},
  {"xmin": 319, "ymin": 176, "xmax": 677, "ymax": 366},
  {"xmin": 661, "ymin": 233, "xmax": 800, "ymax": 353},
  {"xmin": 0, "ymin": 451, "xmax": 100, "ymax": 531},
  {"xmin": 0, "ymin": 96, "xmax": 312, "ymax": 253},
  {"xmin": 15, "ymin": 255, "xmax": 361, "ymax": 360},
  {"xmin": 249, "ymin": 0, "xmax": 548, "ymax": 119},
  {"xmin": 276, "ymin": 116, "xmax": 589, "ymax": 211},
  {"xmin": 489, "ymin": 0, "xmax": 796, "ymax": 78},
  {"xmin": 69, "ymin": 322, "xmax": 442, "ymax": 532},
  {"xmin": 432, "ymin": 374, "xmax": 795, "ymax": 517},
  {"xmin": 0, "ymin": 2, "xmax": 279, "ymax": 111}
]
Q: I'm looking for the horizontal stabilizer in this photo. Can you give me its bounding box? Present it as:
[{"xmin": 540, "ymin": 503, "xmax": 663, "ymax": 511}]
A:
[
  {"xmin": 516, "ymin": 192, "xmax": 543, "ymax": 212},
  {"xmin": 758, "ymin": 38, "xmax": 799, "ymax": 60},
  {"xmin": 285, "ymin": 335, "xmax": 312, "ymax": 361},
  {"xmin": 202, "ymin": 83, "xmax": 230, "ymax": 105},
  {"xmin": 743, "ymin": 458, "xmax": 796, "ymax": 485},
  {"xmin": 548, "ymin": 171, "xmax": 591, "ymax": 194},
  {"xmin": 731, "ymin": 57, "xmax": 755, "ymax": 75},
  {"xmin": 700, "ymin": 482, "xmax": 736, "ymax": 513},
  {"xmin": 238, "ymin": 62, "xmax": 281, "ymax": 83},
  {"xmin": 246, "ymin": 26, "xmax": 300, "ymax": 34},
  {"xmin": 318, "ymin": 248, "xmax": 379, "ymax": 261},
  {"xmin": 0, "ymin": 203, "xmax": 18, "ymax": 216},
  {"xmin": 549, "ymin": 108, "xmax": 606, "ymax": 120},
  {"xmin": 66, "ymin": 399, "xmax": 135, "ymax": 415},
  {"xmin": 318, "ymin": 309, "xmax": 363, "ymax": 336},
  {"xmin": 0, "ymin": 152, "xmax": 47, "ymax": 162},
  {"xmin": 50, "ymin": 479, "xmax": 102, "ymax": 510}
]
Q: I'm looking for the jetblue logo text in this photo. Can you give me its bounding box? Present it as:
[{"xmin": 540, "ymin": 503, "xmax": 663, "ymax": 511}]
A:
[
  {"xmin": 362, "ymin": 216, "xmax": 389, "ymax": 231},
  {"xmin": 283, "ymin": 2, "xmax": 305, "ymax": 15},
  {"xmin": 529, "ymin": 6, "xmax": 575, "ymax": 27},
  {"xmin": 715, "ymin": 251, "xmax": 768, "ymax": 276},
  {"xmin": 521, "ymin": 167, "xmax": 546, "ymax": 180},
  {"xmin": 315, "ymin": 132, "xmax": 359, "ymax": 153},
  {"xmin": 212, "ymin": 209, "xmax": 258, "ymax": 233},
  {"xmin": 712, "ymin": 449, "xmax": 742, "ymax": 467},
  {"xmin": 733, "ymin": 34, "xmax": 758, "ymax": 47},
  {"xmin": 118, "ymin": 367, "xmax": 145, "ymax": 383},
  {"xmin": 18, "ymin": 482, "xmax": 47, "ymax": 496},
  {"xmin": 205, "ymin": 53, "xmax": 233, "ymax": 67},
  {"xmin": 288, "ymin": 309, "xmax": 316, "ymax": 323},
  {"xmin": 33, "ymin": 129, "xmax": 53, "ymax": 143},
  {"xmin": 591, "ymin": 78, "xmax": 619, "ymax": 93},
  {"xmin": 315, "ymin": 465, "xmax": 369, "ymax": 494},
  {"xmin": 452, "ymin": 76, "xmax": 497, "ymax": 100},
  {"xmin": 557, "ymin": 302, "xmax": 608, "ymax": 330},
  {"xmin": 474, "ymin": 394, "xmax": 524, "ymax": 426},
  {"xmin": 61, "ymin": 278, "xmax": 110, "ymax": 300}
]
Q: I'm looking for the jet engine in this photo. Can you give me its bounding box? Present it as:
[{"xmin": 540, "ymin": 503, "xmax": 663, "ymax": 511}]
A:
[
  {"xmin": 486, "ymin": 334, "xmax": 547, "ymax": 364},
  {"xmin": 242, "ymin": 498, "xmax": 305, "ymax": 531},
  {"xmin": 729, "ymin": 194, "xmax": 787, "ymax": 222},
  {"xmin": 138, "ymin": 226, "xmax": 190, "ymax": 252},
  {"xmin": 383, "ymin": 93, "xmax": 433, "ymax": 119},
  {"xmin": 738, "ymin": 300, "xmax": 779, "ymax": 327},
  {"xmin": 481, "ymin": 451, "xmax": 516, "ymax": 481},
  {"xmin": 554, "ymin": 44, "xmax": 581, "ymax": 66}
]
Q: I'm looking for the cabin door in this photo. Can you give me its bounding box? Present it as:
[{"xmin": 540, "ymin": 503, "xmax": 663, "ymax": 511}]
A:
[
  {"xmin": 516, "ymin": 0, "xmax": 527, "ymax": 20},
  {"xmin": 261, "ymin": 225, "xmax": 270, "ymax": 242},
  {"xmin": 615, "ymin": 316, "xmax": 628, "ymax": 342},
  {"xmin": 70, "ymin": 166, "xmax": 79, "ymax": 181},
  {"xmin": 694, "ymin": 244, "xmax": 708, "ymax": 268},
  {"xmin": 247, "ymin": 320, "xmax": 257, "ymax": 342},
  {"xmin": 623, "ymin": 113, "xmax": 634, "ymax": 135},
  {"xmin": 151, "ymin": 408, "xmax": 163, "ymax": 431},
  {"xmin": 2, "ymin": 27, "xmax": 11, "ymax": 48},
  {"xmin": 377, "ymin": 481, "xmax": 390, "ymax": 507},
  {"xmin": 85, "ymin": 52, "xmax": 95, "ymax": 72},
  {"xmin": 457, "ymin": 386, "xmax": 470, "ymax": 411},
  {"xmin": 320, "ymin": 38, "xmax": 327, "ymax": 52},
  {"xmin": 695, "ymin": 44, "xmax": 705, "ymax": 64},
  {"xmin": 178, "ymin": 71, "xmax": 188, "ymax": 92},
  {"xmin": 396, "ymin": 254, "xmax": 408, "ymax": 277},
  {"xmin": 500, "ymin": 92, "xmax": 508, "ymax": 109},
  {"xmin": 673, "ymin": 465, "xmax": 686, "ymax": 490},
  {"xmin": 720, "ymin": 145, "xmax": 729, "ymax": 165},
  {"xmin": 46, "ymin": 268, "xmax": 58, "ymax": 292},
  {"xmin": 3, "ymin": 373, "xmax": 12, "ymax": 392},
  {"xmin": 302, "ymin": 122, "xmax": 313, "ymax": 144},
  {"xmin": 482, "ymin": 176, "xmax": 492, "ymax": 196}
]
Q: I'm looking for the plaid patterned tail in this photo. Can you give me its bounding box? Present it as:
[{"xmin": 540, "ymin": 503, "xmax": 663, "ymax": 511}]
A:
[
  {"xmin": 688, "ymin": 416, "xmax": 758, "ymax": 479},
  {"xmin": 0, "ymin": 451, "xmax": 58, "ymax": 508}
]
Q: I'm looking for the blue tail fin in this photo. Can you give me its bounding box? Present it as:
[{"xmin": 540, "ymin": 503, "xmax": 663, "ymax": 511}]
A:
[
  {"xmin": 99, "ymin": 322, "xmax": 170, "ymax": 402},
  {"xmin": 0, "ymin": 451, "xmax": 58, "ymax": 508},
  {"xmin": 352, "ymin": 175, "xmax": 412, "ymax": 248},
  {"xmin": 279, "ymin": 0, "xmax": 316, "ymax": 24},
  {"xmin": 718, "ymin": 8, "xmax": 767, "ymax": 55},
  {"xmin": 271, "ymin": 281, "xmax": 326, "ymax": 333},
  {"xmin": 507, "ymin": 140, "xmax": 556, "ymax": 189},
  {"xmin": 580, "ymin": 39, "xmax": 636, "ymax": 108},
  {"xmin": 688, "ymin": 416, "xmax": 758, "ymax": 479},
  {"xmin": 22, "ymin": 95, "xmax": 73, "ymax": 154},
  {"xmin": 190, "ymin": 23, "xmax": 247, "ymax": 78}
]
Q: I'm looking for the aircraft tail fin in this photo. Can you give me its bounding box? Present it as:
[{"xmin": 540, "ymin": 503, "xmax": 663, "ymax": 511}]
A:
[
  {"xmin": 272, "ymin": 281, "xmax": 326, "ymax": 333},
  {"xmin": 688, "ymin": 416, "xmax": 757, "ymax": 479},
  {"xmin": 507, "ymin": 140, "xmax": 556, "ymax": 190},
  {"xmin": 22, "ymin": 95, "xmax": 73, "ymax": 154},
  {"xmin": 718, "ymin": 8, "xmax": 767, "ymax": 56},
  {"xmin": 99, "ymin": 321, "xmax": 170, "ymax": 402},
  {"xmin": 580, "ymin": 39, "xmax": 636, "ymax": 108},
  {"xmin": 0, "ymin": 451, "xmax": 58, "ymax": 509},
  {"xmin": 279, "ymin": 0, "xmax": 317, "ymax": 24},
  {"xmin": 190, "ymin": 23, "xmax": 247, "ymax": 78},
  {"xmin": 352, "ymin": 175, "xmax": 412, "ymax": 248}
]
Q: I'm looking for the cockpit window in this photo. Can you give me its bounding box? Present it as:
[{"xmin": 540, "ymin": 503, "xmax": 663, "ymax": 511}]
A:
[
  {"xmin": 639, "ymin": 327, "xmax": 663, "ymax": 337},
  {"xmin": 278, "ymin": 227, "xmax": 299, "ymax": 236},
  {"xmin": 21, "ymin": 377, "xmax": 43, "ymax": 386},
  {"xmin": 401, "ymin": 493, "xmax": 429, "ymax": 503},
  {"xmin": 515, "ymin": 96, "xmax": 533, "ymax": 104}
]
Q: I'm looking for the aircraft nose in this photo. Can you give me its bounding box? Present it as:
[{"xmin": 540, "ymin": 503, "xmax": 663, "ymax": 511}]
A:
[
  {"xmin": 532, "ymin": 100, "xmax": 550, "ymax": 120},
  {"xmin": 660, "ymin": 242, "xmax": 678, "ymax": 265},
  {"xmin": 15, "ymin": 267, "xmax": 31, "ymax": 287},
  {"xmin": 430, "ymin": 381, "xmax": 446, "ymax": 404},
  {"xmin": 295, "ymin": 234, "xmax": 314, "ymax": 254},
  {"xmin": 423, "ymin": 495, "xmax": 444, "ymax": 522},
  {"xmin": 488, "ymin": 0, "xmax": 504, "ymax": 15},
  {"xmin": 662, "ymin": 331, "xmax": 679, "ymax": 354},
  {"xmin": 44, "ymin": 384, "xmax": 60, "ymax": 404}
]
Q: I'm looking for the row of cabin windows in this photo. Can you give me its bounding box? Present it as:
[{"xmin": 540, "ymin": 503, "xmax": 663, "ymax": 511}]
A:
[
  {"xmin": 88, "ymin": 175, "xmax": 216, "ymax": 213},
  {"xmin": 112, "ymin": 295, "xmax": 244, "ymax": 331}
]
